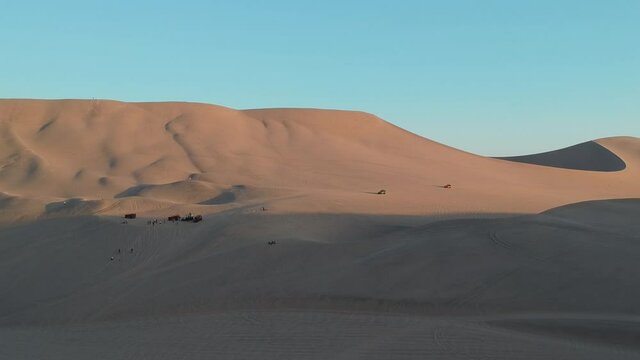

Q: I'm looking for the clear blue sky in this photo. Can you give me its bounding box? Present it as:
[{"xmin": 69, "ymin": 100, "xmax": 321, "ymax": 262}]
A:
[{"xmin": 1, "ymin": 1, "xmax": 638, "ymax": 155}]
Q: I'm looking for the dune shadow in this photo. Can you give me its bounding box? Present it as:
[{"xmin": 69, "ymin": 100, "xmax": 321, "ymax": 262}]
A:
[
  {"xmin": 497, "ymin": 141, "xmax": 626, "ymax": 172},
  {"xmin": 45, "ymin": 198, "xmax": 81, "ymax": 213},
  {"xmin": 44, "ymin": 198, "xmax": 101, "ymax": 214},
  {"xmin": 115, "ymin": 185, "xmax": 150, "ymax": 198},
  {"xmin": 199, "ymin": 185, "xmax": 247, "ymax": 205},
  {"xmin": 200, "ymin": 191, "xmax": 237, "ymax": 205}
]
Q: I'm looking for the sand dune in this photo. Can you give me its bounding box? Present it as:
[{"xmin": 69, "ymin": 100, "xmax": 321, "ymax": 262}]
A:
[
  {"xmin": 498, "ymin": 140, "xmax": 627, "ymax": 171},
  {"xmin": 1, "ymin": 99, "xmax": 639, "ymax": 359},
  {"xmin": 0, "ymin": 99, "xmax": 638, "ymax": 222}
]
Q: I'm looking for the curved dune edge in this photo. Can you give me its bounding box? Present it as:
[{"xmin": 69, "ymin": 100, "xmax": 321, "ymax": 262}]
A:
[{"xmin": 496, "ymin": 141, "xmax": 627, "ymax": 172}]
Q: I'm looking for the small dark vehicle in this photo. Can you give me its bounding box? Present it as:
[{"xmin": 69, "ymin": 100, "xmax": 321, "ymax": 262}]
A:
[
  {"xmin": 377, "ymin": 189, "xmax": 386, "ymax": 195},
  {"xmin": 124, "ymin": 213, "xmax": 136, "ymax": 219},
  {"xmin": 193, "ymin": 215, "xmax": 203, "ymax": 223}
]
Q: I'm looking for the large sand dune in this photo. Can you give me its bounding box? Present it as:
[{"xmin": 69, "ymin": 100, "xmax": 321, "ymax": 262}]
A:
[
  {"xmin": 1, "ymin": 99, "xmax": 639, "ymax": 359},
  {"xmin": 0, "ymin": 99, "xmax": 639, "ymax": 222}
]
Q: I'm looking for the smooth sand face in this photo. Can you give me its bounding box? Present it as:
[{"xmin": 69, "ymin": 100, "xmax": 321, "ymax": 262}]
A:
[{"xmin": 0, "ymin": 99, "xmax": 638, "ymax": 223}]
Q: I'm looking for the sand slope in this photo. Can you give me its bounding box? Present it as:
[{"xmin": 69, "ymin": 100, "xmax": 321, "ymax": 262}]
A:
[
  {"xmin": 0, "ymin": 99, "xmax": 638, "ymax": 222},
  {"xmin": 1, "ymin": 199, "xmax": 640, "ymax": 359}
]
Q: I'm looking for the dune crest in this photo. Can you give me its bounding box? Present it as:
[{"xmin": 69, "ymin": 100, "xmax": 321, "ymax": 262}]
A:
[
  {"xmin": 0, "ymin": 99, "xmax": 638, "ymax": 221},
  {"xmin": 497, "ymin": 141, "xmax": 626, "ymax": 171}
]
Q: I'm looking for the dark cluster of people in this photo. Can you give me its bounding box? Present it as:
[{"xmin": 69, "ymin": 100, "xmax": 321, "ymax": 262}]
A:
[
  {"xmin": 122, "ymin": 213, "xmax": 203, "ymax": 225},
  {"xmin": 178, "ymin": 213, "xmax": 203, "ymax": 223},
  {"xmin": 113, "ymin": 212, "xmax": 204, "ymax": 262}
]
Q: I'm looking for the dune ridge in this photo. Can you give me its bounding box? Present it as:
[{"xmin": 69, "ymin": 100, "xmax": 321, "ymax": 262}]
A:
[
  {"xmin": 497, "ymin": 140, "xmax": 627, "ymax": 171},
  {"xmin": 0, "ymin": 99, "xmax": 638, "ymax": 222}
]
